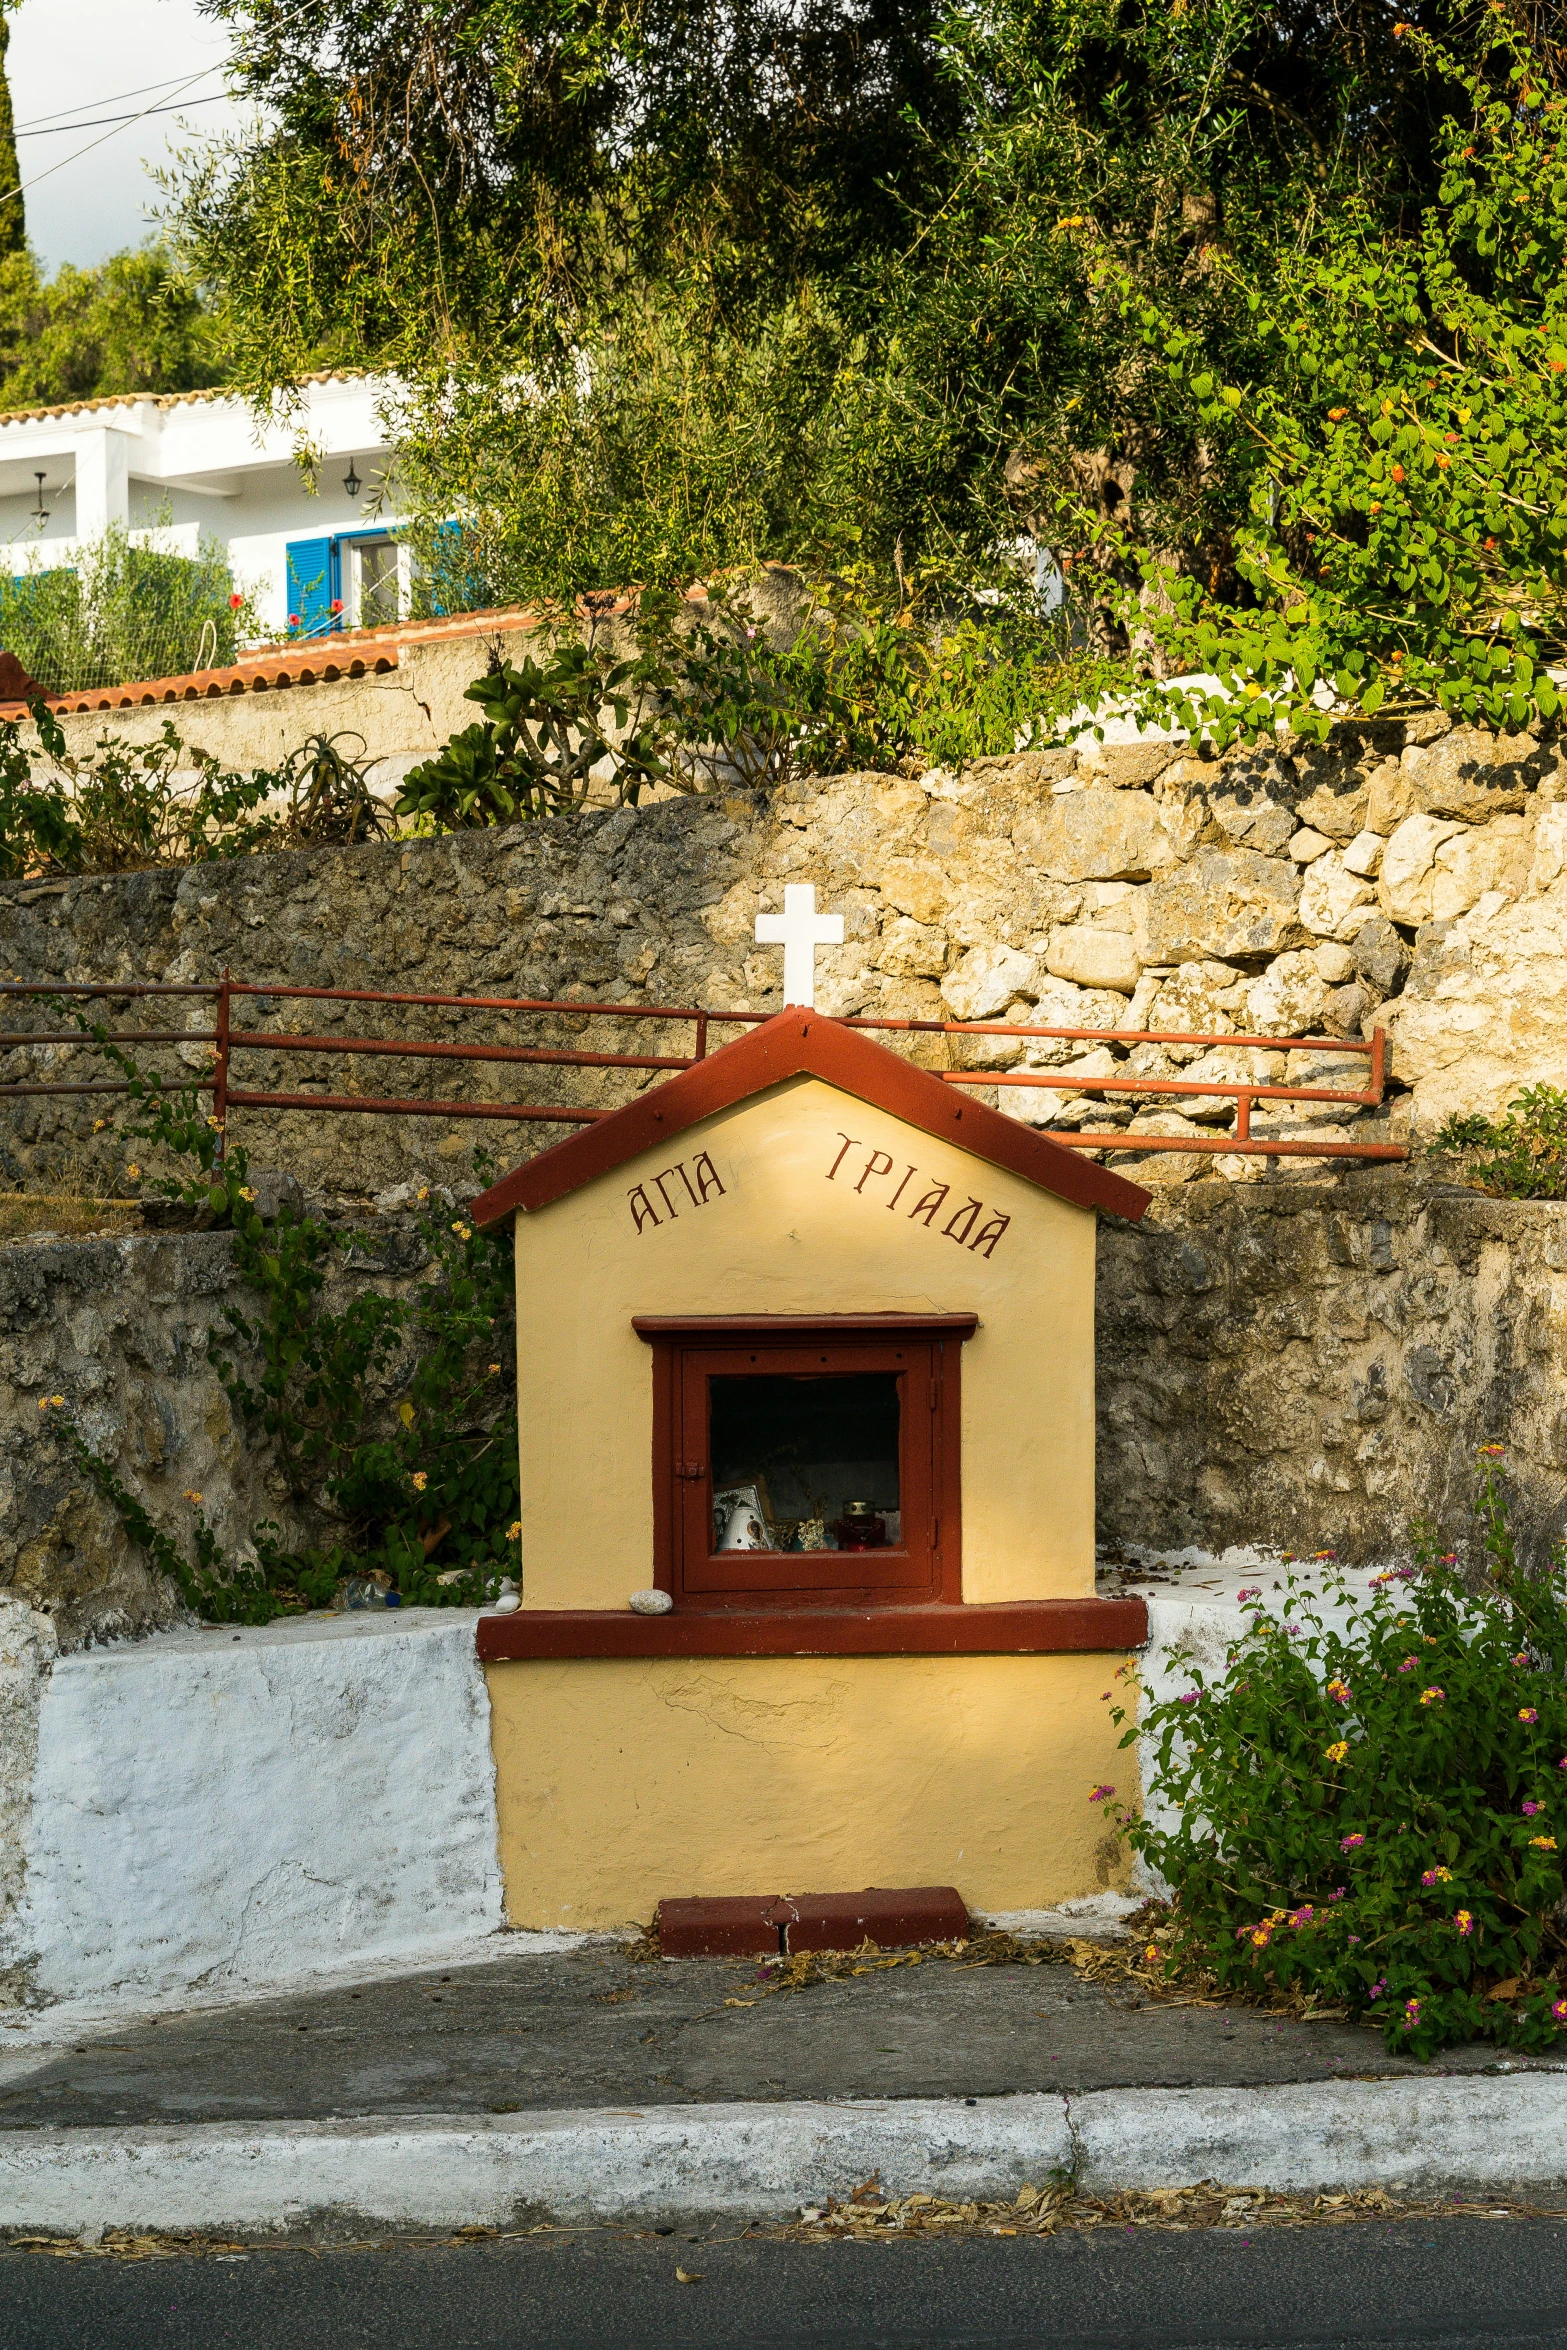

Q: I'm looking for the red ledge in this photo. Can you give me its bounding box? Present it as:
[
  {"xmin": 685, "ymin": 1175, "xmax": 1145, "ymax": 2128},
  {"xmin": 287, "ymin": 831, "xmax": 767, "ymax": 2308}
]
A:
[{"xmin": 475, "ymin": 1597, "xmax": 1147, "ymax": 1662}]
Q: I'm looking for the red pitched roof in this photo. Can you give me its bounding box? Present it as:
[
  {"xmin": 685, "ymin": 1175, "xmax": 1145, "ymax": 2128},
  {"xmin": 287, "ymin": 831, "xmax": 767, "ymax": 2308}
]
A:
[
  {"xmin": 5, "ymin": 605, "xmax": 542, "ymax": 720},
  {"xmin": 470, "ymin": 1008, "xmax": 1151, "ymax": 1229}
]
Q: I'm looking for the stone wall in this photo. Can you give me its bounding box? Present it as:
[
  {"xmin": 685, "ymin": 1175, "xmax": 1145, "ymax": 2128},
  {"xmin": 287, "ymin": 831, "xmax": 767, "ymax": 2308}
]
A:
[
  {"xmin": 5, "ymin": 711, "xmax": 1567, "ymax": 1638},
  {"xmin": 0, "ymin": 1223, "xmax": 433, "ymax": 1650},
  {"xmin": 3, "ymin": 709, "xmax": 1565, "ymax": 1204},
  {"xmin": 5, "ymin": 1174, "xmax": 1566, "ymax": 1650},
  {"xmin": 1098, "ymin": 1173, "xmax": 1567, "ymax": 1571}
]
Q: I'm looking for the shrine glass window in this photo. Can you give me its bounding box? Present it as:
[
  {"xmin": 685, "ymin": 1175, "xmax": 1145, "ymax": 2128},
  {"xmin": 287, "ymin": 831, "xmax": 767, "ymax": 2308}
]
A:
[{"xmin": 635, "ymin": 1317, "xmax": 973, "ymax": 1609}]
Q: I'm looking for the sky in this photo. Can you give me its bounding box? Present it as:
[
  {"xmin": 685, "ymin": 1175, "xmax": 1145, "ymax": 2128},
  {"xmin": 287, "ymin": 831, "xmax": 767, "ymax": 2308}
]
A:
[{"xmin": 8, "ymin": 0, "xmax": 253, "ymax": 272}]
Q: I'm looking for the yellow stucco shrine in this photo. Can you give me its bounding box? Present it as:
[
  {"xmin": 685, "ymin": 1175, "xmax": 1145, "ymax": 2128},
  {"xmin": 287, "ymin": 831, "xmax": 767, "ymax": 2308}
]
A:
[{"xmin": 472, "ymin": 1004, "xmax": 1150, "ymax": 1930}]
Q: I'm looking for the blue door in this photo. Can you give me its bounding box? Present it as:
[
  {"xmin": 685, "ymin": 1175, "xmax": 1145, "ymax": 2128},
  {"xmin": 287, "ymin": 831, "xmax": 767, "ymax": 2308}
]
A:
[{"xmin": 285, "ymin": 537, "xmax": 340, "ymax": 634}]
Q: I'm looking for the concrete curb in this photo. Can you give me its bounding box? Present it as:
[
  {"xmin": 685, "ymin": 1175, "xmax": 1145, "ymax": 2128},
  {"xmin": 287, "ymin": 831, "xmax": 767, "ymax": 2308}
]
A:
[
  {"xmin": 0, "ymin": 2099, "xmax": 1076, "ymax": 2235},
  {"xmin": 1070, "ymin": 2075, "xmax": 1567, "ymax": 2196},
  {"xmin": 4, "ymin": 2076, "xmax": 1567, "ymax": 2233}
]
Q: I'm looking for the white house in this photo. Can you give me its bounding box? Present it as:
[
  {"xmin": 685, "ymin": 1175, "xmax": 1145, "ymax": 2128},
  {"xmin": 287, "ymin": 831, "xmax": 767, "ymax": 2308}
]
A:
[{"xmin": 0, "ymin": 370, "xmax": 410, "ymax": 640}]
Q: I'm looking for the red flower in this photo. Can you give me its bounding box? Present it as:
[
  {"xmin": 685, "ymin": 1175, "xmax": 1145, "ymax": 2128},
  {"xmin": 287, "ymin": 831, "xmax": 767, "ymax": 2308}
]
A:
[
  {"xmin": 330, "ymin": 598, "xmax": 344, "ymax": 613},
  {"xmin": 228, "ymin": 592, "xmax": 243, "ymax": 610},
  {"xmin": 288, "ymin": 613, "xmax": 301, "ymax": 627}
]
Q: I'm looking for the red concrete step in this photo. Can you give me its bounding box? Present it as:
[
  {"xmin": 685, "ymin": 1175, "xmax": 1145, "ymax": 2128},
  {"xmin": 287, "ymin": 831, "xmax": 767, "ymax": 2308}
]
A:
[
  {"xmin": 780, "ymin": 1886, "xmax": 970, "ymax": 1952},
  {"xmin": 656, "ymin": 1885, "xmax": 969, "ymax": 1958},
  {"xmin": 656, "ymin": 1895, "xmax": 780, "ymax": 1958}
]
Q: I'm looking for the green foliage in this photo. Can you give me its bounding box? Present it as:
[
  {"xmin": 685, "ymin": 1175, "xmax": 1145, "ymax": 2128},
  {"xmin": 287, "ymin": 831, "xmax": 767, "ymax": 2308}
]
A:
[
  {"xmin": 0, "ymin": 10, "xmax": 24, "ymax": 263},
  {"xmin": 1114, "ymin": 1452, "xmax": 1567, "ymax": 2061},
  {"xmin": 54, "ymin": 1036, "xmax": 518, "ymax": 1621},
  {"xmin": 1430, "ymin": 1085, "xmax": 1567, "ymax": 1200},
  {"xmin": 0, "ymin": 711, "xmax": 391, "ymax": 880},
  {"xmin": 400, "ymin": 571, "xmax": 1080, "ymax": 822},
  {"xmin": 267, "ymin": 731, "xmax": 392, "ymax": 846},
  {"xmin": 177, "ymin": 2, "xmax": 1487, "ymax": 610},
  {"xmin": 398, "ymin": 635, "xmax": 674, "ymax": 825},
  {"xmin": 0, "ymin": 700, "xmax": 78, "ymax": 878},
  {"xmin": 1, "ymin": 523, "xmax": 264, "ymax": 696},
  {"xmin": 1065, "ymin": 22, "xmax": 1567, "ymax": 745},
  {"xmin": 0, "ymin": 246, "xmax": 221, "ymax": 412},
  {"xmin": 780, "ymin": 573, "xmax": 1078, "ymax": 775},
  {"xmin": 0, "ymin": 704, "xmax": 276, "ymax": 880}
]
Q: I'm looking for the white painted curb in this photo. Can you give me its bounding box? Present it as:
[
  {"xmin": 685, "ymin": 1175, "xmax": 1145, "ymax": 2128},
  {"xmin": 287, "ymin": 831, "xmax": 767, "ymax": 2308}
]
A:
[
  {"xmin": 1072, "ymin": 2076, "xmax": 1567, "ymax": 2196},
  {"xmin": 3, "ymin": 2076, "xmax": 1566, "ymax": 2235},
  {"xmin": 0, "ymin": 2099, "xmax": 1076, "ymax": 2235}
]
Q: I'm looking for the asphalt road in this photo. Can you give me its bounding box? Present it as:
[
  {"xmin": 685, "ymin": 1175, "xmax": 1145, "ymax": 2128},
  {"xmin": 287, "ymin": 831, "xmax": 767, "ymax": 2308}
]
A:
[{"xmin": 5, "ymin": 2217, "xmax": 1567, "ymax": 2350}]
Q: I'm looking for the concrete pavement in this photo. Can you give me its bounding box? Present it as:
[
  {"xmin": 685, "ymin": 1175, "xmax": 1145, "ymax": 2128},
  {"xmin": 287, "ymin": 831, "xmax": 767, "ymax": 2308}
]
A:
[{"xmin": 5, "ymin": 1942, "xmax": 1567, "ymax": 2236}]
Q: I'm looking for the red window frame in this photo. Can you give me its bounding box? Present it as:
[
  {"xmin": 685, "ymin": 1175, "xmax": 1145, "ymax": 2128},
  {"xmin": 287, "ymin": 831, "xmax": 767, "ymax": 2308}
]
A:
[{"xmin": 633, "ymin": 1315, "xmax": 975, "ymax": 1611}]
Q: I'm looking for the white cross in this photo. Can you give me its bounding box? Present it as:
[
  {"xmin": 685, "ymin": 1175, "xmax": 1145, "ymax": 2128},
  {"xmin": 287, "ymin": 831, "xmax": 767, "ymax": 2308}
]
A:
[{"xmin": 754, "ymin": 884, "xmax": 844, "ymax": 1010}]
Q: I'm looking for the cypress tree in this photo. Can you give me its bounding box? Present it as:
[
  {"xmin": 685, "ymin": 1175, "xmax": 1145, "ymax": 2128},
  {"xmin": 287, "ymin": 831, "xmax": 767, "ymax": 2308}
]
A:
[{"xmin": 0, "ymin": 12, "xmax": 25, "ymax": 260}]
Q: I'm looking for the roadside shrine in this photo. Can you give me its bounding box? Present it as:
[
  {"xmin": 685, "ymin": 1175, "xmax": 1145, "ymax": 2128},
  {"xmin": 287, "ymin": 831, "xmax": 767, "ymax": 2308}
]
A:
[{"xmin": 471, "ymin": 888, "xmax": 1152, "ymax": 1931}]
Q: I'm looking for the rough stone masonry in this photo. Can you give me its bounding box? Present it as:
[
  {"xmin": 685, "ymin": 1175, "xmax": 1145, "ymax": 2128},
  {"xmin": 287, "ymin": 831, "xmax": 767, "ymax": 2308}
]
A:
[{"xmin": 2, "ymin": 708, "xmax": 1567, "ymax": 1637}]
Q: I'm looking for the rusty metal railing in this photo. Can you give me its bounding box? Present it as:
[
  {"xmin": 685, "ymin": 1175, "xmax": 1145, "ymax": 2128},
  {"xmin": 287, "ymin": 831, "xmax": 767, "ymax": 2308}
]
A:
[{"xmin": 0, "ymin": 975, "xmax": 1406, "ymax": 1165}]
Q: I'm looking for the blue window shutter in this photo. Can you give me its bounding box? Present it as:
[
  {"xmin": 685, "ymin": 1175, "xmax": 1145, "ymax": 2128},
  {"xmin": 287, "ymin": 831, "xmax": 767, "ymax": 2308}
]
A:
[
  {"xmin": 430, "ymin": 520, "xmax": 481, "ymax": 618},
  {"xmin": 285, "ymin": 537, "xmax": 340, "ymax": 634}
]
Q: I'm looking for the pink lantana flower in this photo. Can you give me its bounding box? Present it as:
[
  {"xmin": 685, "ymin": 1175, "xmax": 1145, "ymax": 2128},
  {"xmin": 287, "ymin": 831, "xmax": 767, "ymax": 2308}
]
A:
[
  {"xmin": 1089, "ymin": 1784, "xmax": 1115, "ymax": 1803},
  {"xmin": 1341, "ymin": 1833, "xmax": 1366, "ymax": 1852}
]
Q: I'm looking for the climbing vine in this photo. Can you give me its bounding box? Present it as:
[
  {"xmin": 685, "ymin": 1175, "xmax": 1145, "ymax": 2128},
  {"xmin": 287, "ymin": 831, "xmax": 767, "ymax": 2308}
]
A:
[{"xmin": 49, "ymin": 1023, "xmax": 519, "ymax": 1623}]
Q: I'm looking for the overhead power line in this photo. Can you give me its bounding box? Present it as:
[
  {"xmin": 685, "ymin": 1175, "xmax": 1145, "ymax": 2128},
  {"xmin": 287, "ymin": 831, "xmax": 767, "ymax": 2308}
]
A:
[
  {"xmin": 13, "ymin": 71, "xmax": 222, "ymax": 135},
  {"xmin": 17, "ymin": 96, "xmax": 236, "ymax": 141},
  {"xmin": 0, "ymin": 0, "xmax": 326, "ymax": 212}
]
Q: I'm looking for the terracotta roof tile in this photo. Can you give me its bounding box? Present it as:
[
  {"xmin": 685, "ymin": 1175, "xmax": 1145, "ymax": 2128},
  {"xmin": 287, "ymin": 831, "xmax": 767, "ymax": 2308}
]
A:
[
  {"xmin": 0, "ymin": 368, "xmax": 378, "ymax": 430},
  {"xmin": 3, "ymin": 585, "xmax": 717, "ymax": 717},
  {"xmin": 0, "ymin": 604, "xmax": 543, "ymax": 717}
]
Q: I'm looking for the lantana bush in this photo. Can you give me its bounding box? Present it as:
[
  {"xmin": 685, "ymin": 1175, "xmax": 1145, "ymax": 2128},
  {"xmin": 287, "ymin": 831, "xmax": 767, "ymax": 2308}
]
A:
[{"xmin": 1110, "ymin": 1450, "xmax": 1567, "ymax": 2060}]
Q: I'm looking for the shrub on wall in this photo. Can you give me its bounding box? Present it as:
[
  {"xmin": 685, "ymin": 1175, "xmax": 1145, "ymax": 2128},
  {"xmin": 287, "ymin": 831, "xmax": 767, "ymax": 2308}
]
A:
[
  {"xmin": 1430, "ymin": 1086, "xmax": 1567, "ymax": 1202},
  {"xmin": 0, "ymin": 523, "xmax": 263, "ymax": 695},
  {"xmin": 398, "ymin": 571, "xmax": 1077, "ymax": 827},
  {"xmin": 0, "ymin": 703, "xmax": 390, "ymax": 880},
  {"xmin": 1115, "ymin": 1451, "xmax": 1567, "ymax": 2060}
]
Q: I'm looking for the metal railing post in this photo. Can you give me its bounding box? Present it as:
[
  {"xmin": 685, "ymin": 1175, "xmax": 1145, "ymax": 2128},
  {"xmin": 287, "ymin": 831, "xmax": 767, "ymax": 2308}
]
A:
[{"xmin": 213, "ymin": 970, "xmax": 231, "ymax": 1170}]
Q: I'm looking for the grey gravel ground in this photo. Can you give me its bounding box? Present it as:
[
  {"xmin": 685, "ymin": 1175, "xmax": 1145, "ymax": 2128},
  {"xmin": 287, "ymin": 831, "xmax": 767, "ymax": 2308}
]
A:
[
  {"xmin": 6, "ymin": 2214, "xmax": 1567, "ymax": 2348},
  {"xmin": 1, "ymin": 1943, "xmax": 1559, "ymax": 2132}
]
